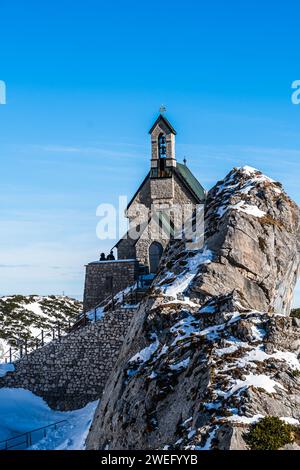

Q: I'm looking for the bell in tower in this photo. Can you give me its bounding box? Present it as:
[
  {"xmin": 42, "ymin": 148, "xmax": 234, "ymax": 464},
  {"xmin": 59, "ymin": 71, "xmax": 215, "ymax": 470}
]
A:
[{"xmin": 149, "ymin": 113, "xmax": 177, "ymax": 179}]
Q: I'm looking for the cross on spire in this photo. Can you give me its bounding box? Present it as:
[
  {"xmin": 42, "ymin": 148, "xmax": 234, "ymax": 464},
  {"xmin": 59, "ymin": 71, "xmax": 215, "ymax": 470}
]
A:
[{"xmin": 159, "ymin": 104, "xmax": 167, "ymax": 114}]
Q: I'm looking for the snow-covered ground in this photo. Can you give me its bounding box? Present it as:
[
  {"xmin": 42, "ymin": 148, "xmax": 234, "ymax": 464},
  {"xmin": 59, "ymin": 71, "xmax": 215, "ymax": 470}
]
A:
[
  {"xmin": 0, "ymin": 388, "xmax": 98, "ymax": 450},
  {"xmin": 0, "ymin": 363, "xmax": 15, "ymax": 377}
]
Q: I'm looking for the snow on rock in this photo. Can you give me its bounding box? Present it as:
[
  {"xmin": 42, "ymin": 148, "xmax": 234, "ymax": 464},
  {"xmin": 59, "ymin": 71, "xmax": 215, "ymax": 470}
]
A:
[
  {"xmin": 0, "ymin": 387, "xmax": 98, "ymax": 449},
  {"xmin": 225, "ymin": 414, "xmax": 264, "ymax": 425},
  {"xmin": 195, "ymin": 427, "xmax": 219, "ymax": 451},
  {"xmin": 225, "ymin": 373, "xmax": 285, "ymax": 398},
  {"xmin": 214, "ymin": 166, "xmax": 281, "ymax": 221},
  {"xmin": 280, "ymin": 417, "xmax": 299, "ymax": 426},
  {"xmin": 85, "ymin": 165, "xmax": 300, "ymax": 451},
  {"xmin": 169, "ymin": 357, "xmax": 190, "ymax": 371},
  {"xmin": 129, "ymin": 334, "xmax": 159, "ymax": 365},
  {"xmin": 217, "ymin": 200, "xmax": 266, "ymax": 219},
  {"xmin": 237, "ymin": 346, "xmax": 300, "ymax": 371},
  {"xmin": 161, "ymin": 248, "xmax": 213, "ymax": 299}
]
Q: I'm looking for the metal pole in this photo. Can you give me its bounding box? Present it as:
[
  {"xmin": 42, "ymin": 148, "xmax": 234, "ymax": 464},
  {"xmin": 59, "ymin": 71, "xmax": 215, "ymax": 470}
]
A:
[
  {"xmin": 94, "ymin": 308, "xmax": 97, "ymax": 322},
  {"xmin": 9, "ymin": 348, "xmax": 12, "ymax": 364},
  {"xmin": 111, "ymin": 277, "xmax": 114, "ymax": 311},
  {"xmin": 25, "ymin": 339, "xmax": 27, "ymax": 356},
  {"xmin": 53, "ymin": 329, "xmax": 55, "ymax": 341},
  {"xmin": 20, "ymin": 344, "xmax": 23, "ymax": 359},
  {"xmin": 41, "ymin": 330, "xmax": 44, "ymax": 346}
]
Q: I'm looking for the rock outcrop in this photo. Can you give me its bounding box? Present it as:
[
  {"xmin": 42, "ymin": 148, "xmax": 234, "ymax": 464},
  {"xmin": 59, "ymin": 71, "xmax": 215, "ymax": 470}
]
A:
[{"xmin": 86, "ymin": 166, "xmax": 300, "ymax": 450}]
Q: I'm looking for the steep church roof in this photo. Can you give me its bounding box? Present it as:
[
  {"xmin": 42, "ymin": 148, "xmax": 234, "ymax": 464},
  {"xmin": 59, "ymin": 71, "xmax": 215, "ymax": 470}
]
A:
[
  {"xmin": 127, "ymin": 163, "xmax": 205, "ymax": 209},
  {"xmin": 126, "ymin": 163, "xmax": 205, "ymax": 212},
  {"xmin": 148, "ymin": 114, "xmax": 177, "ymax": 135},
  {"xmin": 175, "ymin": 163, "xmax": 206, "ymax": 202}
]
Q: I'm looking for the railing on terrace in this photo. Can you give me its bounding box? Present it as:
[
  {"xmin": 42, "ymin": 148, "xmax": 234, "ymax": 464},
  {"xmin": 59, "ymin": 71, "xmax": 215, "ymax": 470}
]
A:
[
  {"xmin": 1, "ymin": 321, "xmax": 72, "ymax": 365},
  {"xmin": 0, "ymin": 420, "xmax": 68, "ymax": 450},
  {"xmin": 72, "ymin": 275, "xmax": 154, "ymax": 331},
  {"xmin": 1, "ymin": 275, "xmax": 155, "ymax": 365}
]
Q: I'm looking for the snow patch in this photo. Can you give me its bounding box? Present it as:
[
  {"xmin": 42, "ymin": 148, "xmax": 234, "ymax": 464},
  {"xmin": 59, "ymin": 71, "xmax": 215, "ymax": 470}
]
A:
[
  {"xmin": 280, "ymin": 417, "xmax": 299, "ymax": 426},
  {"xmin": 224, "ymin": 373, "xmax": 285, "ymax": 398},
  {"xmin": 162, "ymin": 248, "xmax": 213, "ymax": 299},
  {"xmin": 0, "ymin": 388, "xmax": 98, "ymax": 450},
  {"xmin": 129, "ymin": 334, "xmax": 159, "ymax": 364},
  {"xmin": 0, "ymin": 363, "xmax": 15, "ymax": 378},
  {"xmin": 225, "ymin": 414, "xmax": 263, "ymax": 424},
  {"xmin": 169, "ymin": 357, "xmax": 190, "ymax": 371}
]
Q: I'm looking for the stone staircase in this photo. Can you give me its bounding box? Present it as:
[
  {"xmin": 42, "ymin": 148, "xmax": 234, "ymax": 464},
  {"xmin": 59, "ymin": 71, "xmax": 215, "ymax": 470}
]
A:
[{"xmin": 0, "ymin": 305, "xmax": 137, "ymax": 410}]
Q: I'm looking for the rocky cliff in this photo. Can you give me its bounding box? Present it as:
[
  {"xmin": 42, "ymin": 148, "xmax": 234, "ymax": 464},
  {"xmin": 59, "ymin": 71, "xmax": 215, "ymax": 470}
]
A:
[{"xmin": 86, "ymin": 166, "xmax": 300, "ymax": 450}]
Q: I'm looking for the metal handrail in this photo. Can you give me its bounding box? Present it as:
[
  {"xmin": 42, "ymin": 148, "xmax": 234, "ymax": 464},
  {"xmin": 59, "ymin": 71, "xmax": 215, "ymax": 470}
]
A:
[
  {"xmin": 1, "ymin": 278, "xmax": 152, "ymax": 364},
  {"xmin": 1, "ymin": 321, "xmax": 71, "ymax": 365},
  {"xmin": 0, "ymin": 419, "xmax": 68, "ymax": 450}
]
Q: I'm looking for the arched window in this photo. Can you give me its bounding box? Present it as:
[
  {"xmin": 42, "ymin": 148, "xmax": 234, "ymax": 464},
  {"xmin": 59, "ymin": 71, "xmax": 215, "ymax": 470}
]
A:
[
  {"xmin": 149, "ymin": 241, "xmax": 163, "ymax": 274},
  {"xmin": 158, "ymin": 133, "xmax": 166, "ymax": 159}
]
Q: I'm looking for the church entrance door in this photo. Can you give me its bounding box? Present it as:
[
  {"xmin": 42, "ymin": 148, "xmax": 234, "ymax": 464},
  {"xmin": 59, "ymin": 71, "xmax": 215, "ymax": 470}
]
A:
[{"xmin": 149, "ymin": 242, "xmax": 163, "ymax": 274}]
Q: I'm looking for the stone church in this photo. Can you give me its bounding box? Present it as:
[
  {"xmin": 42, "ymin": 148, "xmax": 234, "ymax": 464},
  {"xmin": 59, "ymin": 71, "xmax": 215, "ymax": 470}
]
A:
[{"xmin": 83, "ymin": 114, "xmax": 206, "ymax": 311}]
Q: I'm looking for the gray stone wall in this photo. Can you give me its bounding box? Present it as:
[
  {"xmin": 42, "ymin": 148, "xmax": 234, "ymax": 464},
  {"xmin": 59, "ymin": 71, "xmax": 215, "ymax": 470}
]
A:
[
  {"xmin": 116, "ymin": 174, "xmax": 199, "ymax": 269},
  {"xmin": 0, "ymin": 307, "xmax": 137, "ymax": 410},
  {"xmin": 127, "ymin": 178, "xmax": 151, "ymax": 227},
  {"xmin": 83, "ymin": 260, "xmax": 139, "ymax": 312},
  {"xmin": 150, "ymin": 177, "xmax": 174, "ymax": 202},
  {"xmin": 117, "ymin": 238, "xmax": 136, "ymax": 260},
  {"xmin": 173, "ymin": 173, "xmax": 199, "ymax": 205},
  {"xmin": 135, "ymin": 237, "xmax": 168, "ymax": 267}
]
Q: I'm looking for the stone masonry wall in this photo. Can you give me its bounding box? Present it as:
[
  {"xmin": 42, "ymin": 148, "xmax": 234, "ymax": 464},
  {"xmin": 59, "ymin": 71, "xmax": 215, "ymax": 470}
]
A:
[
  {"xmin": 83, "ymin": 260, "xmax": 139, "ymax": 312},
  {"xmin": 0, "ymin": 307, "xmax": 137, "ymax": 410}
]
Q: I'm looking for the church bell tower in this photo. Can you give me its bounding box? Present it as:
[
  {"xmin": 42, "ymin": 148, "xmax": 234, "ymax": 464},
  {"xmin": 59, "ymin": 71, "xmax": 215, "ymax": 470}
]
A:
[
  {"xmin": 149, "ymin": 113, "xmax": 177, "ymax": 204},
  {"xmin": 149, "ymin": 114, "xmax": 177, "ymax": 178}
]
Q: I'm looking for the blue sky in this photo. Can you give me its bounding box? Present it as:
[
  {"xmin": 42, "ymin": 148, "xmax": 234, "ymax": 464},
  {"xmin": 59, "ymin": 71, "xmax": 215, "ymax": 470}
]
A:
[{"xmin": 1, "ymin": 0, "xmax": 300, "ymax": 303}]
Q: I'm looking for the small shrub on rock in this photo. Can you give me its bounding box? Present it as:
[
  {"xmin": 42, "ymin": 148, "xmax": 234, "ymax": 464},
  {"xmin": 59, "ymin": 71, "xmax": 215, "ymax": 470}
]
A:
[{"xmin": 245, "ymin": 416, "xmax": 294, "ymax": 450}]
